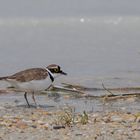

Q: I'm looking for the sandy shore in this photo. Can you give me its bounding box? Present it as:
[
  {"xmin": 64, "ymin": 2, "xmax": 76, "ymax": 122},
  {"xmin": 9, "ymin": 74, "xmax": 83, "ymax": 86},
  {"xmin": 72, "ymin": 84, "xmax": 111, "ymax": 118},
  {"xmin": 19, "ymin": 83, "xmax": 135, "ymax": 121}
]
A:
[{"xmin": 0, "ymin": 103, "xmax": 139, "ymax": 140}]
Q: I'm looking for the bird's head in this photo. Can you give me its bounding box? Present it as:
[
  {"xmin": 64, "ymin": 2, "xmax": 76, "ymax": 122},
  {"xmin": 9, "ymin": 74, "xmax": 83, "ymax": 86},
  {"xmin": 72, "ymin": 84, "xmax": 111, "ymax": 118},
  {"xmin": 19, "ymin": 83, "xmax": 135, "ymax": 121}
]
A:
[{"xmin": 46, "ymin": 64, "xmax": 67, "ymax": 78}]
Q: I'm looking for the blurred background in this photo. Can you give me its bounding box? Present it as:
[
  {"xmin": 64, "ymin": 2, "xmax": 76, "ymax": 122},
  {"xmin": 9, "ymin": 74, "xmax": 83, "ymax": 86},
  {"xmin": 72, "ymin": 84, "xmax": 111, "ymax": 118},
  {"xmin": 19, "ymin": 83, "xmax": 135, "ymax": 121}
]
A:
[
  {"xmin": 0, "ymin": 0, "xmax": 140, "ymax": 112},
  {"xmin": 0, "ymin": 0, "xmax": 140, "ymax": 87},
  {"xmin": 0, "ymin": 0, "xmax": 140, "ymax": 86}
]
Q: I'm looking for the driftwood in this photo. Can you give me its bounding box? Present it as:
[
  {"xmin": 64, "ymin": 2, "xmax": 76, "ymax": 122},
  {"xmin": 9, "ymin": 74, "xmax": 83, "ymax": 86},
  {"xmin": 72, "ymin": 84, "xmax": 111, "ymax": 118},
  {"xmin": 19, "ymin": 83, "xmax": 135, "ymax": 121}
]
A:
[
  {"xmin": 61, "ymin": 82, "xmax": 140, "ymax": 100},
  {"xmin": 62, "ymin": 82, "xmax": 140, "ymax": 92},
  {"xmin": 50, "ymin": 85, "xmax": 85, "ymax": 94},
  {"xmin": 0, "ymin": 82, "xmax": 140, "ymax": 101}
]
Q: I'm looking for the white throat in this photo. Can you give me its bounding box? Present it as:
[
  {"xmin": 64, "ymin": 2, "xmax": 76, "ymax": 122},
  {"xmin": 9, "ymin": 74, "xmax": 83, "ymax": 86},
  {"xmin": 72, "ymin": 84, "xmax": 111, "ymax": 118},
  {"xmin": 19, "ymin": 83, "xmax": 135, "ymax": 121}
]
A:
[{"xmin": 52, "ymin": 73, "xmax": 62, "ymax": 78}]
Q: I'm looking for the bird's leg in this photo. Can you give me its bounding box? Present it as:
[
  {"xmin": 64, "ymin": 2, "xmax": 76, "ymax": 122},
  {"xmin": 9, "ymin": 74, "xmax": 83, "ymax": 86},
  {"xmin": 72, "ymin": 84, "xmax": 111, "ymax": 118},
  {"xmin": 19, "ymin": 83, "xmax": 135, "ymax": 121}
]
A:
[
  {"xmin": 32, "ymin": 91, "xmax": 37, "ymax": 106},
  {"xmin": 24, "ymin": 92, "xmax": 30, "ymax": 108},
  {"xmin": 46, "ymin": 84, "xmax": 53, "ymax": 91}
]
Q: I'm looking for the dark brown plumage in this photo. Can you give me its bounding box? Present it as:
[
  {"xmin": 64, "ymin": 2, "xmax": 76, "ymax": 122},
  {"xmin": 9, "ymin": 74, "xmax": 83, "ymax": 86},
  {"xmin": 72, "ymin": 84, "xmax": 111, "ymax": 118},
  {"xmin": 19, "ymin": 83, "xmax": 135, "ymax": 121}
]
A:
[{"xmin": 0, "ymin": 68, "xmax": 48, "ymax": 82}]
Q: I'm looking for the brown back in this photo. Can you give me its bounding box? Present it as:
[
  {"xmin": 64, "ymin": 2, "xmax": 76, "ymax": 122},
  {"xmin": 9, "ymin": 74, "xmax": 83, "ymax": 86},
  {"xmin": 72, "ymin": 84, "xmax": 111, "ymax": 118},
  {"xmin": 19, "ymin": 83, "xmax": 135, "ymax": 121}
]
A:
[{"xmin": 8, "ymin": 68, "xmax": 48, "ymax": 82}]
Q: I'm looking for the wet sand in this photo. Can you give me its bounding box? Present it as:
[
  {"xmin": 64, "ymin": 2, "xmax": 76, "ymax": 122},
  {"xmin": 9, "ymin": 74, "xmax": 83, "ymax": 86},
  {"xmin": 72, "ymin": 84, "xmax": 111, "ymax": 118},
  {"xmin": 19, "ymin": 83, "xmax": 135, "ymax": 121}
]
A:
[{"xmin": 0, "ymin": 91, "xmax": 139, "ymax": 140}]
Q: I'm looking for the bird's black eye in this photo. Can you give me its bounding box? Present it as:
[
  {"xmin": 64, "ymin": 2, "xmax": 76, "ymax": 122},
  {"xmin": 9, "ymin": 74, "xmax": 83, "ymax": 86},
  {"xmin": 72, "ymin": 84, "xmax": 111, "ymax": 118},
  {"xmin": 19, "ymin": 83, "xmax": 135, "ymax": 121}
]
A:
[{"xmin": 54, "ymin": 68, "xmax": 59, "ymax": 73}]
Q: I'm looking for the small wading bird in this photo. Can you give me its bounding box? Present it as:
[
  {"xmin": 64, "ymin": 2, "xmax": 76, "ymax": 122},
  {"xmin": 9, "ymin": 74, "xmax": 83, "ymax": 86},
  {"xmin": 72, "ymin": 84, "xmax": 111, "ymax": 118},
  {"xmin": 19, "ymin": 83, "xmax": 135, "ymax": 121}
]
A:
[{"xmin": 0, "ymin": 64, "xmax": 67, "ymax": 107}]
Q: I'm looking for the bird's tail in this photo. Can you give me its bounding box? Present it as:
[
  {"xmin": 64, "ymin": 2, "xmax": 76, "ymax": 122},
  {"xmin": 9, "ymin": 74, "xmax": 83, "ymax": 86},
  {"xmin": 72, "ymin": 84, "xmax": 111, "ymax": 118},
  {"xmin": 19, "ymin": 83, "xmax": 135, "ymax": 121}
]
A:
[{"xmin": 0, "ymin": 76, "xmax": 8, "ymax": 80}]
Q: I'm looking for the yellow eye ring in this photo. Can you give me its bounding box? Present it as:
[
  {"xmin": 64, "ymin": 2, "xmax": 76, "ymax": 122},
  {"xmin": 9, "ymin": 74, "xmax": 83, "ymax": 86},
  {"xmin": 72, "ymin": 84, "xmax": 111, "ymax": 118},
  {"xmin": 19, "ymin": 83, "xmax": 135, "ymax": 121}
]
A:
[{"xmin": 54, "ymin": 68, "xmax": 59, "ymax": 72}]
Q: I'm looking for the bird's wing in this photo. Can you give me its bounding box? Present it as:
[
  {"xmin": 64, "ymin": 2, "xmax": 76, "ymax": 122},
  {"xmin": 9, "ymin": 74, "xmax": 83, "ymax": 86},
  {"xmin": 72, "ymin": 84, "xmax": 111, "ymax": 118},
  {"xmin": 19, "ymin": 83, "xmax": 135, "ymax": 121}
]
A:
[{"xmin": 5, "ymin": 68, "xmax": 48, "ymax": 82}]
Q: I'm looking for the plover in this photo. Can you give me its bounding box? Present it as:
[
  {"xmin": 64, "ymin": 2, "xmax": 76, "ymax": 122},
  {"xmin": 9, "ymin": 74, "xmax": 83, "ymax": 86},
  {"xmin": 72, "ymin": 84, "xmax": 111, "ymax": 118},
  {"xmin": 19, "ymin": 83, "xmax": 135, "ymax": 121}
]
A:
[{"xmin": 0, "ymin": 64, "xmax": 67, "ymax": 107}]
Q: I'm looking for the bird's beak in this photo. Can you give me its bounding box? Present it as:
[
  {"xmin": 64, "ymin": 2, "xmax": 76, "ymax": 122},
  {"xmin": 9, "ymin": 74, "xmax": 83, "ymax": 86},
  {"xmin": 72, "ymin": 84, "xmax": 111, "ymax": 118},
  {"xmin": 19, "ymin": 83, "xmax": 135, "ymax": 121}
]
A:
[{"xmin": 60, "ymin": 71, "xmax": 67, "ymax": 75}]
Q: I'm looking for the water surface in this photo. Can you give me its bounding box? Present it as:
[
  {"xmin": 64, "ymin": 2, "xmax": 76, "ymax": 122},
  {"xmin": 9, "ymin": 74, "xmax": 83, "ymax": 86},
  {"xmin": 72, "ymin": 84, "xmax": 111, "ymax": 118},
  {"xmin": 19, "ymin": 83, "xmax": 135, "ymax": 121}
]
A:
[{"xmin": 0, "ymin": 16, "xmax": 140, "ymax": 112}]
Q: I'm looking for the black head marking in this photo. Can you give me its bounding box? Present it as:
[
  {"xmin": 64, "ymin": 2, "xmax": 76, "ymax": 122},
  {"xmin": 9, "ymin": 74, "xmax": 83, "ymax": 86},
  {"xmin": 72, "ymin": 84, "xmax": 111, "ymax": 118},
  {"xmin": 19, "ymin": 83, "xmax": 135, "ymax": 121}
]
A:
[{"xmin": 47, "ymin": 64, "xmax": 67, "ymax": 75}]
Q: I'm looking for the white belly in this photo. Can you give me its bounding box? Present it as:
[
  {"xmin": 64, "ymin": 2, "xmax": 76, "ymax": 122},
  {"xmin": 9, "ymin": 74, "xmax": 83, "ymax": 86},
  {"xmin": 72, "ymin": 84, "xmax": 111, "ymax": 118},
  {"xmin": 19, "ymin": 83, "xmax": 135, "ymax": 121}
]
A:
[{"xmin": 7, "ymin": 78, "xmax": 52, "ymax": 92}]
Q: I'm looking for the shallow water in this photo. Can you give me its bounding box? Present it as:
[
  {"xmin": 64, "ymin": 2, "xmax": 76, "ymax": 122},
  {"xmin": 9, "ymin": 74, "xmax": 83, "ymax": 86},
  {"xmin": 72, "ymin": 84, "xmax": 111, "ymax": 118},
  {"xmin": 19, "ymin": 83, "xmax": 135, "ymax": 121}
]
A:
[{"xmin": 0, "ymin": 16, "xmax": 140, "ymax": 112}]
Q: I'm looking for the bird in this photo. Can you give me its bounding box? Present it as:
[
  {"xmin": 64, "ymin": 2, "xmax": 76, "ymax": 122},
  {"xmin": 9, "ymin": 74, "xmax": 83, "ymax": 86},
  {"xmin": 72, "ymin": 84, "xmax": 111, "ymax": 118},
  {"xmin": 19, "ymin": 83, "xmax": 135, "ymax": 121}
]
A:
[{"xmin": 0, "ymin": 64, "xmax": 67, "ymax": 107}]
